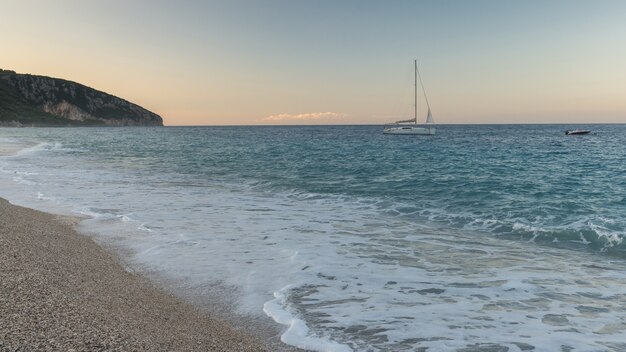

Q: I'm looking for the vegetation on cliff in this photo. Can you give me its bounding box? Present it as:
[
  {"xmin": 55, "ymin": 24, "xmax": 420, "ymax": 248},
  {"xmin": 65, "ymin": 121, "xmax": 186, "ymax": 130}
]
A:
[{"xmin": 0, "ymin": 69, "xmax": 163, "ymax": 126}]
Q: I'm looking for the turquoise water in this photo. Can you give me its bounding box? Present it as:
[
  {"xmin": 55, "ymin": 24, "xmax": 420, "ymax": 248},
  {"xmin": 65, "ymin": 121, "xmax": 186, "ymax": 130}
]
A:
[
  {"xmin": 1, "ymin": 125, "xmax": 625, "ymax": 351},
  {"xmin": 191, "ymin": 124, "xmax": 626, "ymax": 252}
]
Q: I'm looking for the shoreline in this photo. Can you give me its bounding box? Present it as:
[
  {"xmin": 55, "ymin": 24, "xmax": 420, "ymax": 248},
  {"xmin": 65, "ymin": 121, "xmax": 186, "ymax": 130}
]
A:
[{"xmin": 0, "ymin": 197, "xmax": 298, "ymax": 351}]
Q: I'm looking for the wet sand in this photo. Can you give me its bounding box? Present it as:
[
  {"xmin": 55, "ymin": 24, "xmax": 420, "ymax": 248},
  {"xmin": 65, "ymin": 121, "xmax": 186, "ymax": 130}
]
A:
[{"xmin": 0, "ymin": 197, "xmax": 277, "ymax": 351}]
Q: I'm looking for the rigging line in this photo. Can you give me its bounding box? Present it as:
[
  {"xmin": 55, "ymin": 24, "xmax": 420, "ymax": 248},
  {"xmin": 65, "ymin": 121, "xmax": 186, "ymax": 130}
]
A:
[{"xmin": 415, "ymin": 59, "xmax": 431, "ymax": 110}]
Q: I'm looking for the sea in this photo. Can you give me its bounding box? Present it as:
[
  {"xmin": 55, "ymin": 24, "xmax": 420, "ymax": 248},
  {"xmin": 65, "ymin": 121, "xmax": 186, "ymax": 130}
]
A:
[{"xmin": 1, "ymin": 124, "xmax": 625, "ymax": 352}]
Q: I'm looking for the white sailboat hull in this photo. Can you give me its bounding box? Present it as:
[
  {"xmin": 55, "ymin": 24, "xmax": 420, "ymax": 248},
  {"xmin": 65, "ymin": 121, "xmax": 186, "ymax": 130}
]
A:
[
  {"xmin": 383, "ymin": 126, "xmax": 436, "ymax": 135},
  {"xmin": 383, "ymin": 60, "xmax": 436, "ymax": 135}
]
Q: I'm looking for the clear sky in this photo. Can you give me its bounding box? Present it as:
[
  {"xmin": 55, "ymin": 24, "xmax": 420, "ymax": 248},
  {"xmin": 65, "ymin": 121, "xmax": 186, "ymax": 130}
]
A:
[{"xmin": 2, "ymin": 0, "xmax": 626, "ymax": 125}]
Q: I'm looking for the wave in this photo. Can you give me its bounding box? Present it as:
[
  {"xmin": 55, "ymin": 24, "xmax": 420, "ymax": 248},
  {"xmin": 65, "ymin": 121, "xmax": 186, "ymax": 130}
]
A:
[
  {"xmin": 264, "ymin": 285, "xmax": 353, "ymax": 352},
  {"xmin": 13, "ymin": 141, "xmax": 64, "ymax": 156},
  {"xmin": 2, "ymin": 125, "xmax": 626, "ymax": 351}
]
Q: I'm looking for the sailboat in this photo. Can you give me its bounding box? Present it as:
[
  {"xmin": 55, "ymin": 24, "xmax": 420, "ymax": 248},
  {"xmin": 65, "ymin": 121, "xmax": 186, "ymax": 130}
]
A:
[
  {"xmin": 383, "ymin": 60, "xmax": 436, "ymax": 135},
  {"xmin": 565, "ymin": 129, "xmax": 591, "ymax": 135}
]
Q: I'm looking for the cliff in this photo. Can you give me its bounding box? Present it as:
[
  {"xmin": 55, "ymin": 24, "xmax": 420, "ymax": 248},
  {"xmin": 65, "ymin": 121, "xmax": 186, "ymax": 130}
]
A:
[{"xmin": 0, "ymin": 69, "xmax": 163, "ymax": 126}]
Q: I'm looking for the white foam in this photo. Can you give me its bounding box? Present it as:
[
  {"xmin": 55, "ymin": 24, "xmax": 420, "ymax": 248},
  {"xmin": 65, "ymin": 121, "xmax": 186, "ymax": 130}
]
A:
[
  {"xmin": 78, "ymin": 208, "xmax": 106, "ymax": 219},
  {"xmin": 12, "ymin": 142, "xmax": 62, "ymax": 156},
  {"xmin": 589, "ymin": 221, "xmax": 624, "ymax": 244},
  {"xmin": 2, "ymin": 131, "xmax": 626, "ymax": 351},
  {"xmin": 137, "ymin": 223, "xmax": 153, "ymax": 232},
  {"xmin": 118, "ymin": 214, "xmax": 132, "ymax": 222},
  {"xmin": 264, "ymin": 286, "xmax": 353, "ymax": 352}
]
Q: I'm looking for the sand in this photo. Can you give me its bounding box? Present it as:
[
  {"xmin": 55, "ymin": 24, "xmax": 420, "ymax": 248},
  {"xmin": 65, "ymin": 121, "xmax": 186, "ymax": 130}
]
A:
[{"xmin": 0, "ymin": 198, "xmax": 278, "ymax": 351}]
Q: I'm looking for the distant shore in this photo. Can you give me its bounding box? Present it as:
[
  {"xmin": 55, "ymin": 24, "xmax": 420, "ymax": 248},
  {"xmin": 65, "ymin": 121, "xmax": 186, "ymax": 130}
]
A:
[{"xmin": 0, "ymin": 197, "xmax": 275, "ymax": 351}]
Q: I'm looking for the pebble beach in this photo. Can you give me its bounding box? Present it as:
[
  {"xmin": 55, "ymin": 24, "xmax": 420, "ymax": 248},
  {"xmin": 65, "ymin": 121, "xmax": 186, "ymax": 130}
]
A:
[{"xmin": 0, "ymin": 198, "xmax": 272, "ymax": 351}]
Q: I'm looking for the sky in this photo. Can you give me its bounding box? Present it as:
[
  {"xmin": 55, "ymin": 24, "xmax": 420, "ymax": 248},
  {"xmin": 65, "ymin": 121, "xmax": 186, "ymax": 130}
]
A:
[{"xmin": 2, "ymin": 0, "xmax": 626, "ymax": 125}]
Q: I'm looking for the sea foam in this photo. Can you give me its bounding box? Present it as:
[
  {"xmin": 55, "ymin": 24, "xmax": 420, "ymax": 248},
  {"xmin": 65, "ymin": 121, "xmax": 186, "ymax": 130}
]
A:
[{"xmin": 1, "ymin": 125, "xmax": 626, "ymax": 351}]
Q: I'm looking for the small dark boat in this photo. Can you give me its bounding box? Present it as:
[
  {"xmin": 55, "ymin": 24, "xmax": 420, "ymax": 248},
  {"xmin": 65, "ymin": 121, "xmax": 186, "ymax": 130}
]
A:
[{"xmin": 565, "ymin": 129, "xmax": 591, "ymax": 135}]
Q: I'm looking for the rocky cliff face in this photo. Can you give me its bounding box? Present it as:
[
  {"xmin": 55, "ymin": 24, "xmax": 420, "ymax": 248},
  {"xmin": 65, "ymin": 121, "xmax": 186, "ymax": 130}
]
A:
[{"xmin": 0, "ymin": 69, "xmax": 163, "ymax": 126}]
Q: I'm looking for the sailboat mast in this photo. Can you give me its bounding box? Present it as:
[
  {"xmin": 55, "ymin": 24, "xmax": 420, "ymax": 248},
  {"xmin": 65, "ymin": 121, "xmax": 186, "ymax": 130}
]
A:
[
  {"xmin": 416, "ymin": 60, "xmax": 433, "ymax": 124},
  {"xmin": 414, "ymin": 59, "xmax": 417, "ymax": 124}
]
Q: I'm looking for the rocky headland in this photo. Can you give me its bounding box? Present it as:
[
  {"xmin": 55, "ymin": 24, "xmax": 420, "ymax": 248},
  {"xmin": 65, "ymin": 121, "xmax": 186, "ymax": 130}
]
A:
[{"xmin": 0, "ymin": 69, "xmax": 163, "ymax": 126}]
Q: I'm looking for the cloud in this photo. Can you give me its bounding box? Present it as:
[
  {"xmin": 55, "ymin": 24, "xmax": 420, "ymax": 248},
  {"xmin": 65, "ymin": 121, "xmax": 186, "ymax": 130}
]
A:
[{"xmin": 261, "ymin": 111, "xmax": 347, "ymax": 122}]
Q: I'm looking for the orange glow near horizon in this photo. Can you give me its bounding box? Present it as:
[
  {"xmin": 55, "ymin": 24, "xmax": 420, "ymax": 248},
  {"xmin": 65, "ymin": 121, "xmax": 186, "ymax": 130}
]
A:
[{"xmin": 2, "ymin": 1, "xmax": 626, "ymax": 125}]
